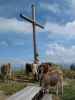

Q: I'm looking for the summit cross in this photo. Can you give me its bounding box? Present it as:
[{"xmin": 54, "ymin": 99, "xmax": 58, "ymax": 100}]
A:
[{"xmin": 20, "ymin": 4, "xmax": 44, "ymax": 63}]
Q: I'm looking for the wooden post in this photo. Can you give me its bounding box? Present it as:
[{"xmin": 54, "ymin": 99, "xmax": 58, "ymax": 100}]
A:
[{"xmin": 20, "ymin": 4, "xmax": 44, "ymax": 63}]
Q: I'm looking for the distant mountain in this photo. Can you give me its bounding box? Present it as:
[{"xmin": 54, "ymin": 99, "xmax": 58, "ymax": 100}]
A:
[
  {"xmin": 61, "ymin": 63, "xmax": 70, "ymax": 69},
  {"xmin": 0, "ymin": 58, "xmax": 73, "ymax": 70},
  {"xmin": 51, "ymin": 62, "xmax": 71, "ymax": 69},
  {"xmin": 0, "ymin": 58, "xmax": 33, "ymax": 71}
]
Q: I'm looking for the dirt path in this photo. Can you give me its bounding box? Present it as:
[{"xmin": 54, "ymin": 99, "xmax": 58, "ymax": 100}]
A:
[
  {"xmin": 42, "ymin": 94, "xmax": 52, "ymax": 100},
  {"xmin": 52, "ymin": 95, "xmax": 61, "ymax": 100},
  {"xmin": 0, "ymin": 91, "xmax": 8, "ymax": 100},
  {"xmin": 0, "ymin": 95, "xmax": 8, "ymax": 100}
]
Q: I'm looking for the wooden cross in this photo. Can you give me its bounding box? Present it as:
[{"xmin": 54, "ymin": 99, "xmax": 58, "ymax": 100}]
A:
[{"xmin": 20, "ymin": 4, "xmax": 44, "ymax": 63}]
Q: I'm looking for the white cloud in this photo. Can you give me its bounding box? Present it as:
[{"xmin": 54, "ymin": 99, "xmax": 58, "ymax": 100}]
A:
[
  {"xmin": 1, "ymin": 15, "xmax": 75, "ymax": 36},
  {"xmin": 13, "ymin": 41, "xmax": 25, "ymax": 46},
  {"xmin": 40, "ymin": 3, "xmax": 60, "ymax": 13},
  {"xmin": 45, "ymin": 21, "xmax": 75, "ymax": 36},
  {"xmin": 0, "ymin": 41, "xmax": 8, "ymax": 47},
  {"xmin": 66, "ymin": 0, "xmax": 75, "ymax": 15},
  {"xmin": 71, "ymin": 0, "xmax": 75, "ymax": 8},
  {"xmin": 46, "ymin": 43, "xmax": 75, "ymax": 64},
  {"xmin": 0, "ymin": 58, "xmax": 25, "ymax": 65},
  {"xmin": 0, "ymin": 58, "xmax": 34, "ymax": 65},
  {"xmin": 0, "ymin": 17, "xmax": 43, "ymax": 33}
]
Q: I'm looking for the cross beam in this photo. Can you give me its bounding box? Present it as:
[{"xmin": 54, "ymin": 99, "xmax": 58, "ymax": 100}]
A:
[
  {"xmin": 20, "ymin": 14, "xmax": 44, "ymax": 29},
  {"xmin": 20, "ymin": 4, "xmax": 44, "ymax": 63}
]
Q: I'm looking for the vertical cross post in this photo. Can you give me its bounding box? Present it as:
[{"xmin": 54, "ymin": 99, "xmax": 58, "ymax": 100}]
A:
[
  {"xmin": 32, "ymin": 5, "xmax": 37, "ymax": 62},
  {"xmin": 20, "ymin": 4, "xmax": 44, "ymax": 63}
]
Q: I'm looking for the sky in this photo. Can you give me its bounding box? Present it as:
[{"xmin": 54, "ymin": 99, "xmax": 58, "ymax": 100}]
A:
[{"xmin": 0, "ymin": 0, "xmax": 75, "ymax": 64}]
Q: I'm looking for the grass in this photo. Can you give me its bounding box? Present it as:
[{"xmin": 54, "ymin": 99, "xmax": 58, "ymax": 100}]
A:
[
  {"xmin": 52, "ymin": 79, "xmax": 75, "ymax": 100},
  {"xmin": 0, "ymin": 70, "xmax": 75, "ymax": 100},
  {"xmin": 14, "ymin": 70, "xmax": 75, "ymax": 100},
  {"xmin": 0, "ymin": 82, "xmax": 26, "ymax": 95},
  {"xmin": 61, "ymin": 79, "xmax": 75, "ymax": 100},
  {"xmin": 0, "ymin": 72, "xmax": 37, "ymax": 96}
]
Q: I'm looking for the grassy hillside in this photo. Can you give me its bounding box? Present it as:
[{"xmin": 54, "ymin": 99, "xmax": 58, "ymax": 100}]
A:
[
  {"xmin": 0, "ymin": 82, "xmax": 26, "ymax": 95},
  {"xmin": 62, "ymin": 79, "xmax": 75, "ymax": 100}
]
